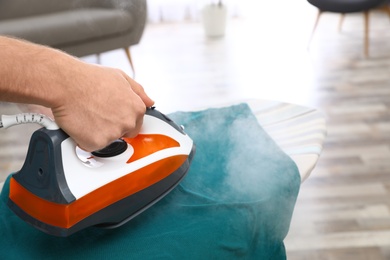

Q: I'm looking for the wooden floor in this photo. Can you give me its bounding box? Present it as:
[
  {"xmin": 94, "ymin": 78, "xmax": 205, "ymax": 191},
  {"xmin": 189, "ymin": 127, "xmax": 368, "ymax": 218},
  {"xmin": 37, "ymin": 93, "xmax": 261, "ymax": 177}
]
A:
[{"xmin": 1, "ymin": 1, "xmax": 390, "ymax": 259}]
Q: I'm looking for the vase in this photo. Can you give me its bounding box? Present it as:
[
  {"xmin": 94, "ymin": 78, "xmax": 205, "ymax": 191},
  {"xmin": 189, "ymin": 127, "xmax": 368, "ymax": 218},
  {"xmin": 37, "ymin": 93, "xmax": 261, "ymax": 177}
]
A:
[{"xmin": 201, "ymin": 4, "xmax": 227, "ymax": 37}]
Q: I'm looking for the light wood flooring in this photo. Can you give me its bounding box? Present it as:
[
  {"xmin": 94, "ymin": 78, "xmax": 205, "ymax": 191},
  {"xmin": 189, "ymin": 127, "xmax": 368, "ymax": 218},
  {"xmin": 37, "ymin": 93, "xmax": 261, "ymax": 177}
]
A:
[{"xmin": 1, "ymin": 1, "xmax": 390, "ymax": 259}]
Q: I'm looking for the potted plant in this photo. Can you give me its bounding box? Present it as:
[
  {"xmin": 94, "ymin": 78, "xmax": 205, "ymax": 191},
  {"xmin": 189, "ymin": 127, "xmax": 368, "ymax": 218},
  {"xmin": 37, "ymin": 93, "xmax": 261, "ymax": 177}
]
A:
[{"xmin": 201, "ymin": 0, "xmax": 227, "ymax": 37}]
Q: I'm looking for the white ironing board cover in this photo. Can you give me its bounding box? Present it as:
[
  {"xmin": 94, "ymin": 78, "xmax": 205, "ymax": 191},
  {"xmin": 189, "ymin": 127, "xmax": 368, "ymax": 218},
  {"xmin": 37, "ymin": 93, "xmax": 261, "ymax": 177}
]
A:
[{"xmin": 245, "ymin": 99, "xmax": 326, "ymax": 182}]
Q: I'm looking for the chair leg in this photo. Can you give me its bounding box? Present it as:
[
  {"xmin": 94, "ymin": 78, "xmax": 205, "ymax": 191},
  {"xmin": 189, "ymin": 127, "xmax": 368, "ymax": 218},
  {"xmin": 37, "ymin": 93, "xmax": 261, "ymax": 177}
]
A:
[
  {"xmin": 338, "ymin": 13, "xmax": 345, "ymax": 32},
  {"xmin": 96, "ymin": 53, "xmax": 101, "ymax": 64},
  {"xmin": 123, "ymin": 47, "xmax": 135, "ymax": 78},
  {"xmin": 363, "ymin": 11, "xmax": 369, "ymax": 58},
  {"xmin": 384, "ymin": 5, "xmax": 390, "ymax": 21},
  {"xmin": 308, "ymin": 9, "xmax": 323, "ymax": 49}
]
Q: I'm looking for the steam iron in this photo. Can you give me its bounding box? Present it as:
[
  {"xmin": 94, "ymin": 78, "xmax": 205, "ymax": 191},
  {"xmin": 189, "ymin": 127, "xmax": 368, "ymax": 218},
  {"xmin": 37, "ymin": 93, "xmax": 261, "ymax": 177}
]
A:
[{"xmin": 1, "ymin": 107, "xmax": 195, "ymax": 237}]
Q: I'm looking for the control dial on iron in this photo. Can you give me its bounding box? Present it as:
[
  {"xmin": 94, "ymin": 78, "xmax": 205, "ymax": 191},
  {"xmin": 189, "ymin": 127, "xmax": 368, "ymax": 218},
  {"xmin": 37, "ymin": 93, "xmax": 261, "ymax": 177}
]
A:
[{"xmin": 91, "ymin": 139, "xmax": 128, "ymax": 158}]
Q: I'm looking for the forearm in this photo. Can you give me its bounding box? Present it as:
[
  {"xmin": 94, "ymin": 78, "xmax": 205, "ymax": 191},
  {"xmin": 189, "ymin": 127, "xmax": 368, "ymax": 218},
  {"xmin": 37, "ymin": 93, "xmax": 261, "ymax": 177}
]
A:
[
  {"xmin": 0, "ymin": 36, "xmax": 76, "ymax": 108},
  {"xmin": 0, "ymin": 36, "xmax": 154, "ymax": 151}
]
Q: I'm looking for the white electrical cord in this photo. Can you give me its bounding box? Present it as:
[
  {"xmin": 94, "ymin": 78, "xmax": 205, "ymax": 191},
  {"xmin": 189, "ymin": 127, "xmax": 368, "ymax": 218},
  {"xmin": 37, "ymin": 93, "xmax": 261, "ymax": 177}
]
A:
[{"xmin": 0, "ymin": 113, "xmax": 59, "ymax": 130}]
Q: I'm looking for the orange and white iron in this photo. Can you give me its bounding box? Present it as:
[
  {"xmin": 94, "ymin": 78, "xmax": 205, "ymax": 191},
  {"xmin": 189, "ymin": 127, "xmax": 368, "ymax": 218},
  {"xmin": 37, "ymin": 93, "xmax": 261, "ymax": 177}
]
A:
[{"xmin": 1, "ymin": 107, "xmax": 195, "ymax": 237}]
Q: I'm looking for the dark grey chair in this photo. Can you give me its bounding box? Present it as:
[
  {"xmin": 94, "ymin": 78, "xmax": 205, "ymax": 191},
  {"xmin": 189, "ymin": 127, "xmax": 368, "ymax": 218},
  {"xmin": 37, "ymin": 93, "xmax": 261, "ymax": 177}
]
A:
[
  {"xmin": 307, "ymin": 0, "xmax": 390, "ymax": 57},
  {"xmin": 0, "ymin": 0, "xmax": 147, "ymax": 74}
]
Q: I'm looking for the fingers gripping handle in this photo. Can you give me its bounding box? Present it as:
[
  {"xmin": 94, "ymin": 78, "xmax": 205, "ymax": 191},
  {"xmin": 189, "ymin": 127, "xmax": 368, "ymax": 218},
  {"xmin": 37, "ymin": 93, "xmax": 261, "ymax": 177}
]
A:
[{"xmin": 0, "ymin": 113, "xmax": 59, "ymax": 130}]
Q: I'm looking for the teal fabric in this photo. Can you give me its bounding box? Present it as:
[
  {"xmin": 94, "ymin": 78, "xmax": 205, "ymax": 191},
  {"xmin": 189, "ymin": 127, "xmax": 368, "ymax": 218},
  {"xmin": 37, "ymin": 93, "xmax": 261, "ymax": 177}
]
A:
[{"xmin": 0, "ymin": 103, "xmax": 300, "ymax": 259}]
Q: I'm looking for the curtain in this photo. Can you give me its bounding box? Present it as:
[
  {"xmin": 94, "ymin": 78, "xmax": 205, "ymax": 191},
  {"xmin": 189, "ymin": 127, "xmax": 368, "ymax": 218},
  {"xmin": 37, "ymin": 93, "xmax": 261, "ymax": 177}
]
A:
[{"xmin": 147, "ymin": 0, "xmax": 245, "ymax": 23}]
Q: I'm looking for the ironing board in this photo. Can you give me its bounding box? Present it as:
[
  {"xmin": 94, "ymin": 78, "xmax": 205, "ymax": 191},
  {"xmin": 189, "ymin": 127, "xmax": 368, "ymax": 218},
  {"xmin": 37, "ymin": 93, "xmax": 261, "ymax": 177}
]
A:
[{"xmin": 0, "ymin": 99, "xmax": 326, "ymax": 190}]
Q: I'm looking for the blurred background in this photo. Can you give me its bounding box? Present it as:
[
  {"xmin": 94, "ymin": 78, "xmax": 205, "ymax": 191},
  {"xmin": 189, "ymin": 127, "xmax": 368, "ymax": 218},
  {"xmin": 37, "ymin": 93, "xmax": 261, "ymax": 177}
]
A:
[{"xmin": 1, "ymin": 0, "xmax": 390, "ymax": 259}]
